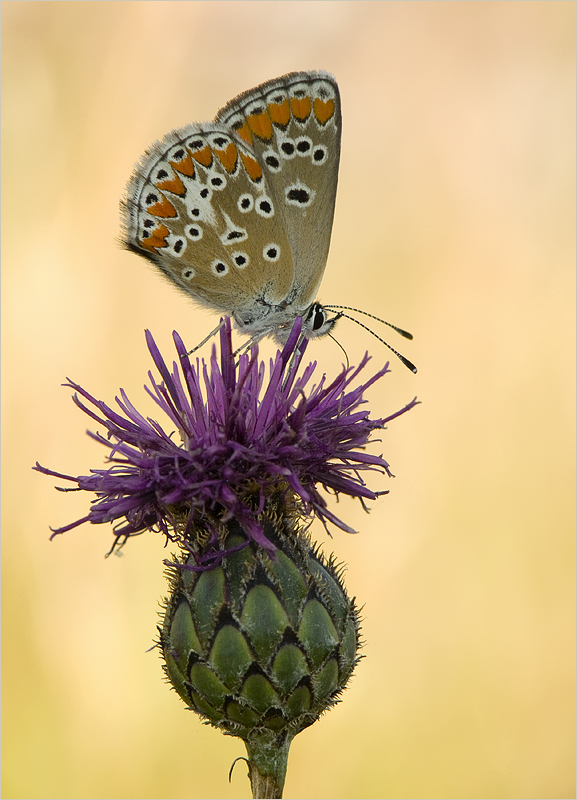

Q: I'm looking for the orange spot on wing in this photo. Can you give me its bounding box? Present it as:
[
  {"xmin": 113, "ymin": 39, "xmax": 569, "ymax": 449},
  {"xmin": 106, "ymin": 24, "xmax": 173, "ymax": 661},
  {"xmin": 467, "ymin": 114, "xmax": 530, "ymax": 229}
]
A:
[
  {"xmin": 313, "ymin": 97, "xmax": 335, "ymax": 125},
  {"xmin": 240, "ymin": 152, "xmax": 263, "ymax": 182},
  {"xmin": 214, "ymin": 142, "xmax": 238, "ymax": 173},
  {"xmin": 233, "ymin": 120, "xmax": 253, "ymax": 146},
  {"xmin": 290, "ymin": 96, "xmax": 311, "ymax": 121},
  {"xmin": 170, "ymin": 152, "xmax": 195, "ymax": 177},
  {"xmin": 247, "ymin": 112, "xmax": 273, "ymax": 141},
  {"xmin": 139, "ymin": 224, "xmax": 169, "ymax": 252},
  {"xmin": 146, "ymin": 194, "xmax": 178, "ymax": 218},
  {"xmin": 156, "ymin": 173, "xmax": 186, "ymax": 196},
  {"xmin": 268, "ymin": 99, "xmax": 290, "ymax": 127},
  {"xmin": 190, "ymin": 145, "xmax": 213, "ymax": 167}
]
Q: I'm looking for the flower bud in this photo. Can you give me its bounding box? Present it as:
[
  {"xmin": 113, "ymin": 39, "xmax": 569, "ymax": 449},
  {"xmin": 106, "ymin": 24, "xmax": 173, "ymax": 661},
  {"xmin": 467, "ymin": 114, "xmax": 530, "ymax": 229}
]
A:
[{"xmin": 160, "ymin": 492, "xmax": 361, "ymax": 796}]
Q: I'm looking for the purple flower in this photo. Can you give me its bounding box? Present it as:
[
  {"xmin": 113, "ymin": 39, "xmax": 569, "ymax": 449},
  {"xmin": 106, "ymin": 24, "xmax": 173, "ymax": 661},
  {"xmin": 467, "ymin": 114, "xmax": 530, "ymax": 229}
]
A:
[{"xmin": 35, "ymin": 317, "xmax": 417, "ymax": 560}]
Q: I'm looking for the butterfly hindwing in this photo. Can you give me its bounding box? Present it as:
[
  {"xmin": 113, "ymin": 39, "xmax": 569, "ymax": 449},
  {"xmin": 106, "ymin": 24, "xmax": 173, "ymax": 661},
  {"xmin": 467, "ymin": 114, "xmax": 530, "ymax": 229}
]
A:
[{"xmin": 122, "ymin": 121, "xmax": 295, "ymax": 315}]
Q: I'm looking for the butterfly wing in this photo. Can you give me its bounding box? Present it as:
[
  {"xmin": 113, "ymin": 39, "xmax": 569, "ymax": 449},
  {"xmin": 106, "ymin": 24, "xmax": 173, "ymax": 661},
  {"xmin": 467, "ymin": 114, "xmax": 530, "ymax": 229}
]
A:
[
  {"xmin": 122, "ymin": 123, "xmax": 296, "ymax": 320},
  {"xmin": 122, "ymin": 71, "xmax": 341, "ymax": 334},
  {"xmin": 217, "ymin": 71, "xmax": 341, "ymax": 312}
]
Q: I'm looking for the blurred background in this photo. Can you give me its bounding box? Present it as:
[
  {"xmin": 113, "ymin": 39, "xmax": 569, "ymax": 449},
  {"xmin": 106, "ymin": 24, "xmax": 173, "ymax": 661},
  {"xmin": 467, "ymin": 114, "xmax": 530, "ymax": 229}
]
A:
[{"xmin": 2, "ymin": 2, "xmax": 574, "ymax": 798}]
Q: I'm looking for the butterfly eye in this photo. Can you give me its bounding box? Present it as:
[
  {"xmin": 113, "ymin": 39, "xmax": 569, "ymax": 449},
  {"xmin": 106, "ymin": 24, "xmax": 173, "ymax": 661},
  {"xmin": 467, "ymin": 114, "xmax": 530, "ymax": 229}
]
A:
[
  {"xmin": 312, "ymin": 306, "xmax": 326, "ymax": 330},
  {"xmin": 304, "ymin": 303, "xmax": 334, "ymax": 338}
]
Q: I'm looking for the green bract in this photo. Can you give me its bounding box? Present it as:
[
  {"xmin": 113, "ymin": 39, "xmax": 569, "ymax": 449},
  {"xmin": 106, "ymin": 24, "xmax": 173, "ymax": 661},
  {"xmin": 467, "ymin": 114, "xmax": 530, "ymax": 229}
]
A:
[{"xmin": 160, "ymin": 493, "xmax": 361, "ymax": 796}]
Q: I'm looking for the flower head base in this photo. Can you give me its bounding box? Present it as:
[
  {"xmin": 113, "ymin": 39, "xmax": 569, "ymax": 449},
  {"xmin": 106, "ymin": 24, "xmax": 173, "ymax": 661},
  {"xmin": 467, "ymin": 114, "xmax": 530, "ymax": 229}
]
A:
[
  {"xmin": 160, "ymin": 491, "xmax": 363, "ymax": 794},
  {"xmin": 36, "ymin": 317, "xmax": 417, "ymax": 562}
]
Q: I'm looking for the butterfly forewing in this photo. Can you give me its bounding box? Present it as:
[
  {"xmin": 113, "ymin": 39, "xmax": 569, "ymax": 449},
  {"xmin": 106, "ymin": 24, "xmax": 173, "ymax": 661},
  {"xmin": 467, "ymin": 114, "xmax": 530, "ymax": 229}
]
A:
[{"xmin": 218, "ymin": 71, "xmax": 341, "ymax": 310}]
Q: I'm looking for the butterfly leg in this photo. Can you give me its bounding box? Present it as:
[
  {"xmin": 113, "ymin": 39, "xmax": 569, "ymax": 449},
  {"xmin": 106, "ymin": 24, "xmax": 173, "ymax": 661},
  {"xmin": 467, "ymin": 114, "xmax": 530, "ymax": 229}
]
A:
[
  {"xmin": 232, "ymin": 329, "xmax": 272, "ymax": 359},
  {"xmin": 184, "ymin": 320, "xmax": 226, "ymax": 357}
]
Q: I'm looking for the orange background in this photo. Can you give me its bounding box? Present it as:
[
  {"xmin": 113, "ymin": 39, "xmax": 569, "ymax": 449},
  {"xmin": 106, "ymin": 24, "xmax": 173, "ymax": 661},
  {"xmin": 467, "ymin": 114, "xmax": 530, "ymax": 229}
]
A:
[{"xmin": 2, "ymin": 2, "xmax": 575, "ymax": 798}]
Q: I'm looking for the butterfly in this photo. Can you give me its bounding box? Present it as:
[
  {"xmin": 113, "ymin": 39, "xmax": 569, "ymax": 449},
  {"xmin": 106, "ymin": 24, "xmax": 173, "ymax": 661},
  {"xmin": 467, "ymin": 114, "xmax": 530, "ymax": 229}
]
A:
[{"xmin": 122, "ymin": 71, "xmax": 416, "ymax": 370}]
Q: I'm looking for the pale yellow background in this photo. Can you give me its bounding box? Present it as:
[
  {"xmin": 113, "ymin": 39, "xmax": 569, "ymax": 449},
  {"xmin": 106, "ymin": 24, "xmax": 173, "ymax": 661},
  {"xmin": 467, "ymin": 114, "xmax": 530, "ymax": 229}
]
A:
[{"xmin": 2, "ymin": 2, "xmax": 575, "ymax": 798}]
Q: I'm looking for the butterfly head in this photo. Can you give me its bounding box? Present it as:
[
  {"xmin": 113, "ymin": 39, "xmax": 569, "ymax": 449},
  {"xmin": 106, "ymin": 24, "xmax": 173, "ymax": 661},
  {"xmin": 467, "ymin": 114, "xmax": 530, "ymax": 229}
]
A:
[
  {"xmin": 272, "ymin": 302, "xmax": 340, "ymax": 345},
  {"xmin": 303, "ymin": 302, "xmax": 341, "ymax": 339}
]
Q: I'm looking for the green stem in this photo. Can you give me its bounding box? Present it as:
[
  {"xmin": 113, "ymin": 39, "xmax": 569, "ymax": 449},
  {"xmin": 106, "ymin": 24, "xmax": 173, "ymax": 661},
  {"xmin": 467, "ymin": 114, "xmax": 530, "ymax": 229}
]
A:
[{"xmin": 244, "ymin": 731, "xmax": 293, "ymax": 799}]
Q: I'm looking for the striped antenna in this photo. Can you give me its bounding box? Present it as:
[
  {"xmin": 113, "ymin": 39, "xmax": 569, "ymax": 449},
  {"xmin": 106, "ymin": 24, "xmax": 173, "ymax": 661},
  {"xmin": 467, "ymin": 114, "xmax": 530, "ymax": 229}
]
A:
[{"xmin": 324, "ymin": 305, "xmax": 417, "ymax": 373}]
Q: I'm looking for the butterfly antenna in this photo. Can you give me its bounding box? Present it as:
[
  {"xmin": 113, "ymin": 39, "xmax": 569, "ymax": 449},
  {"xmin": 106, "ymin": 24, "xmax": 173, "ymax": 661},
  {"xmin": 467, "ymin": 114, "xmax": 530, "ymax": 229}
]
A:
[
  {"xmin": 325, "ymin": 305, "xmax": 413, "ymax": 340},
  {"xmin": 328, "ymin": 332, "xmax": 350, "ymax": 369},
  {"xmin": 328, "ymin": 310, "xmax": 417, "ymax": 373}
]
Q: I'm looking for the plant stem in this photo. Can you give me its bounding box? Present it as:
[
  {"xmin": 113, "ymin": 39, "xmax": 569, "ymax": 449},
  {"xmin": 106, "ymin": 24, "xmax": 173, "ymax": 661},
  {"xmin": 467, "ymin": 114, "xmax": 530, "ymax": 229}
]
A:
[{"xmin": 245, "ymin": 732, "xmax": 292, "ymax": 798}]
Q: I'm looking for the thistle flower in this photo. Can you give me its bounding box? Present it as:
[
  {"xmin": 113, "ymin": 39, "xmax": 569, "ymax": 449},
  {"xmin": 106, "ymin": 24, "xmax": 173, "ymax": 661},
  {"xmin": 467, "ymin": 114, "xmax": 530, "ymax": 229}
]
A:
[
  {"xmin": 35, "ymin": 318, "xmax": 417, "ymax": 798},
  {"xmin": 35, "ymin": 318, "xmax": 416, "ymax": 559}
]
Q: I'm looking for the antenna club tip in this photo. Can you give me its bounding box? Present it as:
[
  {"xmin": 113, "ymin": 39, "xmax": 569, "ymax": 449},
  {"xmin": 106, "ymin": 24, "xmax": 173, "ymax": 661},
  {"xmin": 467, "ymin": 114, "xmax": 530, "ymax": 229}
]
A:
[
  {"xmin": 324, "ymin": 304, "xmax": 417, "ymax": 372},
  {"xmin": 404, "ymin": 360, "xmax": 418, "ymax": 374}
]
